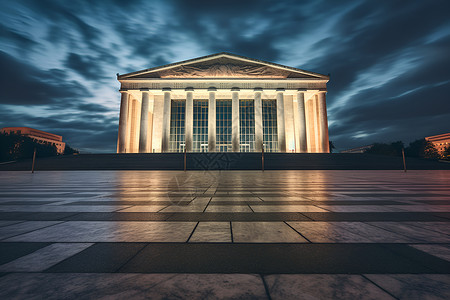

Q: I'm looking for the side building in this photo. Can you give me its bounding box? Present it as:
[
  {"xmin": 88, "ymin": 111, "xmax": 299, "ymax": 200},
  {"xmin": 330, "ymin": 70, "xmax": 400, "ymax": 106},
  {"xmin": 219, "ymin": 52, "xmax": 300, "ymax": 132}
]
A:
[
  {"xmin": 116, "ymin": 52, "xmax": 330, "ymax": 153},
  {"xmin": 1, "ymin": 127, "xmax": 66, "ymax": 154},
  {"xmin": 340, "ymin": 145, "xmax": 374, "ymax": 154},
  {"xmin": 426, "ymin": 133, "xmax": 450, "ymax": 155}
]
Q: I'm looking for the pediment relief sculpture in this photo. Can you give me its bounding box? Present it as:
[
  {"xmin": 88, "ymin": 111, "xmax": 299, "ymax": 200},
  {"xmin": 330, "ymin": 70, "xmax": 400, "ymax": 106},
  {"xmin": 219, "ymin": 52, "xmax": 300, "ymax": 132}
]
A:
[{"xmin": 159, "ymin": 63, "xmax": 291, "ymax": 78}]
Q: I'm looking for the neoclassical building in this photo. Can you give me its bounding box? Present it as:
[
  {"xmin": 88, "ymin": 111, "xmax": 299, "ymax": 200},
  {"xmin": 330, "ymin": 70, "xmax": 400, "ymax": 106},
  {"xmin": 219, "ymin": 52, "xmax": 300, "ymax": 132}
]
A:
[{"xmin": 116, "ymin": 53, "xmax": 330, "ymax": 153}]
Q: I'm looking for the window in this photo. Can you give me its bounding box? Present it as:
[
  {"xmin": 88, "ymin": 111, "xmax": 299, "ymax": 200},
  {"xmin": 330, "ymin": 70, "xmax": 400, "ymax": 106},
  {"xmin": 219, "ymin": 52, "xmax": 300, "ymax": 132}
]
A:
[
  {"xmin": 216, "ymin": 99, "xmax": 232, "ymax": 152},
  {"xmin": 262, "ymin": 99, "xmax": 278, "ymax": 152},
  {"xmin": 239, "ymin": 99, "xmax": 255, "ymax": 152},
  {"xmin": 169, "ymin": 100, "xmax": 185, "ymax": 152},
  {"xmin": 193, "ymin": 99, "xmax": 208, "ymax": 152}
]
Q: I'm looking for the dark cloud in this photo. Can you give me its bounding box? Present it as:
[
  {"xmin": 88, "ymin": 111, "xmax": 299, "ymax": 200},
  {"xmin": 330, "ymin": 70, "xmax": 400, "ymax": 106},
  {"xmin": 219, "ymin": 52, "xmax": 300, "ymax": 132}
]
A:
[
  {"xmin": 1, "ymin": 0, "xmax": 449, "ymax": 152},
  {"xmin": 0, "ymin": 24, "xmax": 38, "ymax": 50},
  {"xmin": 0, "ymin": 51, "xmax": 90, "ymax": 105},
  {"xmin": 64, "ymin": 53, "xmax": 106, "ymax": 80}
]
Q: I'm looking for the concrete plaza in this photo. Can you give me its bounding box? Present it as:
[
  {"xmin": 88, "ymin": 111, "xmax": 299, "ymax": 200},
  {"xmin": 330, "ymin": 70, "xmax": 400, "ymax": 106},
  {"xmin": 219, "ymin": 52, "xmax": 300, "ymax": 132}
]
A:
[{"xmin": 0, "ymin": 170, "xmax": 449, "ymax": 299}]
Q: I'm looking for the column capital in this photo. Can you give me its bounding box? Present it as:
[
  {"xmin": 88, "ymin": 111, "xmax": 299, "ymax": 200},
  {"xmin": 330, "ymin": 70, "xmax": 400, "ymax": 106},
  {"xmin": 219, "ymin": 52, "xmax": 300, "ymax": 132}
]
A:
[
  {"xmin": 254, "ymin": 87, "xmax": 263, "ymax": 92},
  {"xmin": 317, "ymin": 89, "xmax": 327, "ymax": 94},
  {"xmin": 231, "ymin": 87, "xmax": 240, "ymax": 92},
  {"xmin": 185, "ymin": 87, "xmax": 194, "ymax": 91},
  {"xmin": 119, "ymin": 89, "xmax": 129, "ymax": 93},
  {"xmin": 208, "ymin": 87, "xmax": 217, "ymax": 92},
  {"xmin": 297, "ymin": 88, "xmax": 307, "ymax": 92},
  {"xmin": 162, "ymin": 87, "xmax": 171, "ymax": 92}
]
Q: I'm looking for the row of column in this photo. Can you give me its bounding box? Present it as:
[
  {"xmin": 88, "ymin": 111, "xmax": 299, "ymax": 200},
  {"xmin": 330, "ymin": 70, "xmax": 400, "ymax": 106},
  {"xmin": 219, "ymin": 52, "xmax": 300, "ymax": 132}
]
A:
[{"xmin": 118, "ymin": 88, "xmax": 329, "ymax": 153}]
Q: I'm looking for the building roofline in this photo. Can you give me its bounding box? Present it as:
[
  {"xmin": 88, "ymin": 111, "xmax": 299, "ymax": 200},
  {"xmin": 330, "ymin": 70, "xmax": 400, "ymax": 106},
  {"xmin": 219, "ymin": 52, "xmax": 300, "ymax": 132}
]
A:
[
  {"xmin": 1, "ymin": 127, "xmax": 62, "ymax": 139},
  {"xmin": 117, "ymin": 52, "xmax": 330, "ymax": 80}
]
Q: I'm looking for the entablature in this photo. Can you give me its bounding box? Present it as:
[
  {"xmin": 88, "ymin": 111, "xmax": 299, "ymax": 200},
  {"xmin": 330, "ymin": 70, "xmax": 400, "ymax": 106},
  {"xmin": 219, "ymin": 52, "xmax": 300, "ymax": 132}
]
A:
[{"xmin": 119, "ymin": 79, "xmax": 327, "ymax": 91}]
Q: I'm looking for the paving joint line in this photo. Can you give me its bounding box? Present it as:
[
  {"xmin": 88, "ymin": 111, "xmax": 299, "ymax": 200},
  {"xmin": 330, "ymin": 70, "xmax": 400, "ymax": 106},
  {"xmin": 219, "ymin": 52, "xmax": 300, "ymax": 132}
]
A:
[
  {"xmin": 380, "ymin": 244, "xmax": 449, "ymax": 273},
  {"xmin": 61, "ymin": 211, "xmax": 88, "ymax": 221},
  {"xmin": 156, "ymin": 205, "xmax": 171, "ymax": 213},
  {"xmin": 0, "ymin": 221, "xmax": 66, "ymax": 241},
  {"xmin": 362, "ymin": 222, "xmax": 429, "ymax": 242},
  {"xmin": 115, "ymin": 243, "xmax": 149, "ymax": 273},
  {"xmin": 283, "ymin": 221, "xmax": 312, "ymax": 243},
  {"xmin": 298, "ymin": 212, "xmax": 314, "ymax": 221},
  {"xmin": 186, "ymin": 222, "xmax": 200, "ymax": 243},
  {"xmin": 202, "ymin": 197, "xmax": 213, "ymax": 213},
  {"xmin": 260, "ymin": 274, "xmax": 272, "ymax": 300},
  {"xmin": 230, "ymin": 221, "xmax": 234, "ymax": 243},
  {"xmin": 360, "ymin": 274, "xmax": 399, "ymax": 300}
]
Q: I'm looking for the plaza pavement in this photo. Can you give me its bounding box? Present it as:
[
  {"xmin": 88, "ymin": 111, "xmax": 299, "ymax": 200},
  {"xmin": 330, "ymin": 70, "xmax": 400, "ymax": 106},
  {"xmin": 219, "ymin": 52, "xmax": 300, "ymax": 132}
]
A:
[{"xmin": 0, "ymin": 170, "xmax": 449, "ymax": 299}]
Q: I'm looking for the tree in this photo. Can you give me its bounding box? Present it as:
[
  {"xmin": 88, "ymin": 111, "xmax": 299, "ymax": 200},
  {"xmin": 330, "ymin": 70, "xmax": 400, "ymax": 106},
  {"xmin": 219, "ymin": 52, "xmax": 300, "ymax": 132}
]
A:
[
  {"xmin": 423, "ymin": 141, "xmax": 440, "ymax": 159},
  {"xmin": 329, "ymin": 140, "xmax": 335, "ymax": 153},
  {"xmin": 405, "ymin": 139, "xmax": 440, "ymax": 159},
  {"xmin": 64, "ymin": 144, "xmax": 80, "ymax": 155},
  {"xmin": 365, "ymin": 141, "xmax": 404, "ymax": 156},
  {"xmin": 0, "ymin": 133, "xmax": 57, "ymax": 162},
  {"xmin": 442, "ymin": 145, "xmax": 450, "ymax": 160}
]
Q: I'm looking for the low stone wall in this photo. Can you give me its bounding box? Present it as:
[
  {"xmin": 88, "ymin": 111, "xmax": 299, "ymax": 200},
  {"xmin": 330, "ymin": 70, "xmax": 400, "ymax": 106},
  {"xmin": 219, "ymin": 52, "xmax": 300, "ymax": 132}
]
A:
[{"xmin": 0, "ymin": 153, "xmax": 449, "ymax": 171}]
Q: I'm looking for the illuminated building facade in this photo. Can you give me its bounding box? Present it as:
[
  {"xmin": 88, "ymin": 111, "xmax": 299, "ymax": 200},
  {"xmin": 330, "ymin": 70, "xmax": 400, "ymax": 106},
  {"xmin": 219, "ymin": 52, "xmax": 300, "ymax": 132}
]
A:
[
  {"xmin": 116, "ymin": 53, "xmax": 330, "ymax": 153},
  {"xmin": 1, "ymin": 127, "xmax": 66, "ymax": 154},
  {"xmin": 426, "ymin": 133, "xmax": 450, "ymax": 154}
]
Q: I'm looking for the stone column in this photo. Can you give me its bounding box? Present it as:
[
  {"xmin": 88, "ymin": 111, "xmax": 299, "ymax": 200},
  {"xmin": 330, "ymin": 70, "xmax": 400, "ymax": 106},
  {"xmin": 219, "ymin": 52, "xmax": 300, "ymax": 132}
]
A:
[
  {"xmin": 276, "ymin": 89, "xmax": 286, "ymax": 152},
  {"xmin": 139, "ymin": 89, "xmax": 150, "ymax": 153},
  {"xmin": 208, "ymin": 88, "xmax": 217, "ymax": 152},
  {"xmin": 161, "ymin": 88, "xmax": 171, "ymax": 152},
  {"xmin": 231, "ymin": 88, "xmax": 240, "ymax": 152},
  {"xmin": 318, "ymin": 91, "xmax": 330, "ymax": 153},
  {"xmin": 118, "ymin": 90, "xmax": 129, "ymax": 153},
  {"xmin": 185, "ymin": 88, "xmax": 194, "ymax": 152},
  {"xmin": 254, "ymin": 88, "xmax": 263, "ymax": 152},
  {"xmin": 297, "ymin": 90, "xmax": 308, "ymax": 153}
]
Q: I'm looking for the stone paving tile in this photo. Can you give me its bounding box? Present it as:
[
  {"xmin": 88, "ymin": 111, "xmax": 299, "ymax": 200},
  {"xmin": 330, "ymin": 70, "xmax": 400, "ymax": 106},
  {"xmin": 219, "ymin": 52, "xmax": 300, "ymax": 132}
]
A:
[
  {"xmin": 250, "ymin": 205, "xmax": 328, "ymax": 212},
  {"xmin": 47, "ymin": 243, "xmax": 146, "ymax": 273},
  {"xmin": 189, "ymin": 222, "xmax": 231, "ymax": 243},
  {"xmin": 232, "ymin": 222, "xmax": 308, "ymax": 243},
  {"xmin": 0, "ymin": 220, "xmax": 24, "ymax": 227},
  {"xmin": 367, "ymin": 222, "xmax": 450, "ymax": 243},
  {"xmin": 166, "ymin": 212, "xmax": 310, "ymax": 222},
  {"xmin": 159, "ymin": 205, "xmax": 206, "ymax": 212},
  {"xmin": 287, "ymin": 222, "xmax": 373, "ymax": 243},
  {"xmin": 0, "ymin": 243, "xmax": 93, "ymax": 272},
  {"xmin": 365, "ymin": 274, "xmax": 450, "ymax": 300},
  {"xmin": 403, "ymin": 221, "xmax": 450, "ymax": 236},
  {"xmin": 116, "ymin": 205, "xmax": 168, "ymax": 212},
  {"xmin": 118, "ymin": 243, "xmax": 448, "ymax": 274},
  {"xmin": 0, "ymin": 201, "xmax": 57, "ymax": 205},
  {"xmin": 5, "ymin": 221, "xmax": 197, "ymax": 242},
  {"xmin": 0, "ymin": 273, "xmax": 267, "ymax": 300},
  {"xmin": 301, "ymin": 212, "xmax": 449, "ymax": 222},
  {"xmin": 0, "ymin": 212, "xmax": 82, "ymax": 221},
  {"xmin": 0, "ymin": 205, "xmax": 131, "ymax": 212},
  {"xmin": 264, "ymin": 274, "xmax": 394, "ymax": 299},
  {"xmin": 0, "ymin": 242, "xmax": 51, "ymax": 265},
  {"xmin": 388, "ymin": 205, "xmax": 450, "ymax": 212},
  {"xmin": 205, "ymin": 205, "xmax": 252, "ymax": 212},
  {"xmin": 335, "ymin": 222, "xmax": 420, "ymax": 243},
  {"xmin": 62, "ymin": 212, "xmax": 172, "ymax": 221},
  {"xmin": 0, "ymin": 221, "xmax": 62, "ymax": 240},
  {"xmin": 410, "ymin": 244, "xmax": 450, "ymax": 262},
  {"xmin": 317, "ymin": 205, "xmax": 406, "ymax": 212}
]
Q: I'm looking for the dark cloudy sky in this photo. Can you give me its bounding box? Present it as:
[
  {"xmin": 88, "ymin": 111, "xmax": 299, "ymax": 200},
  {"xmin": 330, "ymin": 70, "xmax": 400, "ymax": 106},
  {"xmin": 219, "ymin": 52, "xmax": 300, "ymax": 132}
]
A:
[{"xmin": 1, "ymin": 0, "xmax": 449, "ymax": 152}]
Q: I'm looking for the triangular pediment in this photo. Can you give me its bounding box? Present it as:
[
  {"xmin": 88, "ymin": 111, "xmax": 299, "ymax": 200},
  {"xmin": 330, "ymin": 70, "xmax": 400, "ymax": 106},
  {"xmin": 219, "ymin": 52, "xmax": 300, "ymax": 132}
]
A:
[{"xmin": 119, "ymin": 53, "xmax": 328, "ymax": 80}]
